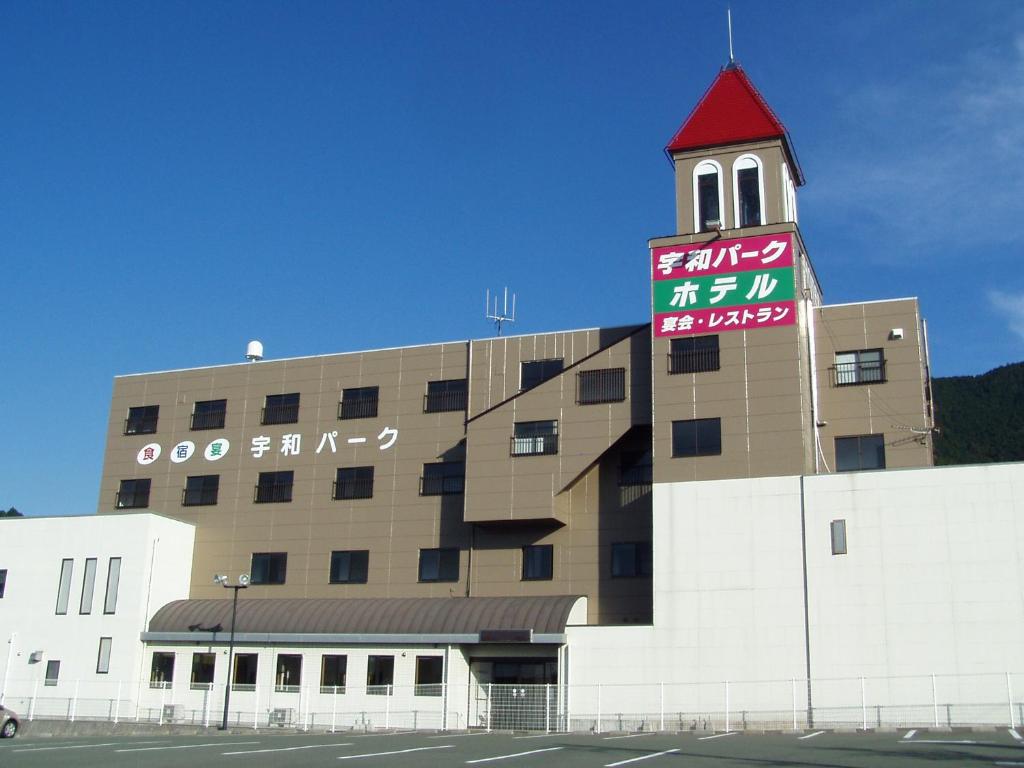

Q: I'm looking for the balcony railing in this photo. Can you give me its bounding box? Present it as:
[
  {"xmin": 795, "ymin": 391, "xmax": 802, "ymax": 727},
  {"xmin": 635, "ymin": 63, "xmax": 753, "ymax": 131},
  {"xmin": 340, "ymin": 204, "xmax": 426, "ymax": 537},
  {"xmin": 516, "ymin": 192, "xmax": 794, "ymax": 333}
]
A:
[
  {"xmin": 420, "ymin": 474, "xmax": 465, "ymax": 496},
  {"xmin": 320, "ymin": 685, "xmax": 347, "ymax": 695},
  {"xmin": 190, "ymin": 410, "xmax": 226, "ymax": 430},
  {"xmin": 254, "ymin": 483, "xmax": 293, "ymax": 503},
  {"xmin": 338, "ymin": 398, "xmax": 378, "ymax": 420},
  {"xmin": 332, "ymin": 479, "xmax": 373, "ymax": 500},
  {"xmin": 577, "ymin": 368, "xmax": 626, "ymax": 405},
  {"xmin": 831, "ymin": 360, "xmax": 887, "ymax": 386},
  {"xmin": 366, "ymin": 684, "xmax": 393, "ymax": 697},
  {"xmin": 423, "ymin": 390, "xmax": 467, "ymax": 413},
  {"xmin": 414, "ymin": 683, "xmax": 443, "ymax": 697},
  {"xmin": 668, "ymin": 348, "xmax": 720, "ymax": 374},
  {"xmin": 510, "ymin": 435, "xmax": 559, "ymax": 457},
  {"xmin": 182, "ymin": 488, "xmax": 218, "ymax": 506},
  {"xmin": 261, "ymin": 404, "xmax": 299, "ymax": 425}
]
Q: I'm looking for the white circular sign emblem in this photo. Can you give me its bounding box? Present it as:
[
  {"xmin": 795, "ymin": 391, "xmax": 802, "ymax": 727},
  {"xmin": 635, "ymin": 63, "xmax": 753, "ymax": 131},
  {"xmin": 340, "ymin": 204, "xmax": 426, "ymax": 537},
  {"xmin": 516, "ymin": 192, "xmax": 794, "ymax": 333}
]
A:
[
  {"xmin": 170, "ymin": 441, "xmax": 196, "ymax": 464},
  {"xmin": 205, "ymin": 438, "xmax": 230, "ymax": 461},
  {"xmin": 137, "ymin": 443, "xmax": 161, "ymax": 465}
]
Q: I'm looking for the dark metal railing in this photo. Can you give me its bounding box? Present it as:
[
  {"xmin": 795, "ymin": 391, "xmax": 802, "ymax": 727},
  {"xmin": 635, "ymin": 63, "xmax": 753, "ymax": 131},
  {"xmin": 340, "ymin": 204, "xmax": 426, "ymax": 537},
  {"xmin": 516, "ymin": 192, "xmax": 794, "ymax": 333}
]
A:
[
  {"xmin": 253, "ymin": 483, "xmax": 293, "ymax": 503},
  {"xmin": 261, "ymin": 404, "xmax": 299, "ymax": 425},
  {"xmin": 420, "ymin": 473, "xmax": 465, "ymax": 496},
  {"xmin": 577, "ymin": 368, "xmax": 626, "ymax": 405},
  {"xmin": 123, "ymin": 416, "xmax": 158, "ymax": 435},
  {"xmin": 668, "ymin": 348, "xmax": 720, "ymax": 375},
  {"xmin": 190, "ymin": 410, "xmax": 226, "ymax": 430},
  {"xmin": 332, "ymin": 478, "xmax": 374, "ymax": 500},
  {"xmin": 618, "ymin": 465, "xmax": 653, "ymax": 487},
  {"xmin": 831, "ymin": 360, "xmax": 886, "ymax": 387},
  {"xmin": 338, "ymin": 398, "xmax": 378, "ymax": 420},
  {"xmin": 423, "ymin": 390, "xmax": 467, "ymax": 413}
]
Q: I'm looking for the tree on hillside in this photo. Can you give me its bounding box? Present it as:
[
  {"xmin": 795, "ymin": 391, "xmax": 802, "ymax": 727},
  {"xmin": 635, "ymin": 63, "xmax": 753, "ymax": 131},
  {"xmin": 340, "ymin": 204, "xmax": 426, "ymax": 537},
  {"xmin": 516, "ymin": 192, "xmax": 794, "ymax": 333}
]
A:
[{"xmin": 1, "ymin": 507, "xmax": 23, "ymax": 517}]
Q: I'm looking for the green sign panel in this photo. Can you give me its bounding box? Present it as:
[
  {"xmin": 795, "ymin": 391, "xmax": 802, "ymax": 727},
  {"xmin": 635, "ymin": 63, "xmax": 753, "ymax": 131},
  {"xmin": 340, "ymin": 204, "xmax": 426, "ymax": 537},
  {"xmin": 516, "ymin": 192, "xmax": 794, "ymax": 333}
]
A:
[{"xmin": 652, "ymin": 267, "xmax": 795, "ymax": 314}]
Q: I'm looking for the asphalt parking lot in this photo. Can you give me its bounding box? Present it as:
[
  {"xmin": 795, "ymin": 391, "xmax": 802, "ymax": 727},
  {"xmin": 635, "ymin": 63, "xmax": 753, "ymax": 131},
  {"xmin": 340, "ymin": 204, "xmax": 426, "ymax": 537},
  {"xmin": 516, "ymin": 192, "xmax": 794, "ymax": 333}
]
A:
[{"xmin": 2, "ymin": 728, "xmax": 1024, "ymax": 768}]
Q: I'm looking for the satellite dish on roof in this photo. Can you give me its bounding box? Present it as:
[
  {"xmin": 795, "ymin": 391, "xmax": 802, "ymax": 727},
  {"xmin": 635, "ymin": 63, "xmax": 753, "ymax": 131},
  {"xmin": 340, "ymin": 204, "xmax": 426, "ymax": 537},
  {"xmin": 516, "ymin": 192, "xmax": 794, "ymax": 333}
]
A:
[{"xmin": 246, "ymin": 340, "xmax": 264, "ymax": 362}]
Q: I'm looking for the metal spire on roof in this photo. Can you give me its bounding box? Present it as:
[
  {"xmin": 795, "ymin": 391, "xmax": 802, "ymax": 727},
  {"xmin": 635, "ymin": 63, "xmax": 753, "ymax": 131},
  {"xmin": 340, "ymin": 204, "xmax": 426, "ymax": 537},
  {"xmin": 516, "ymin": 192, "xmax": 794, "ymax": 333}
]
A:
[{"xmin": 727, "ymin": 7, "xmax": 736, "ymax": 66}]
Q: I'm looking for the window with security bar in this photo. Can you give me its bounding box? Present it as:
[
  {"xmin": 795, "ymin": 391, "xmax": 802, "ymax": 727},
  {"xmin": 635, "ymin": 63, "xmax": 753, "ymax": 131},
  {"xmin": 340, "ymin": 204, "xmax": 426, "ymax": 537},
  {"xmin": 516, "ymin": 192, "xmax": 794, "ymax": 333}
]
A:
[
  {"xmin": 338, "ymin": 386, "xmax": 379, "ymax": 419},
  {"xmin": 668, "ymin": 335, "xmax": 720, "ymax": 374},
  {"xmin": 577, "ymin": 368, "xmax": 626, "ymax": 404},
  {"xmin": 116, "ymin": 478, "xmax": 151, "ymax": 509},
  {"xmin": 254, "ymin": 471, "xmax": 293, "ymax": 503},
  {"xmin": 124, "ymin": 405, "xmax": 159, "ymax": 435},
  {"xmin": 262, "ymin": 392, "xmax": 299, "ymax": 425},
  {"xmin": 420, "ymin": 461, "xmax": 465, "ymax": 495},
  {"xmin": 190, "ymin": 398, "xmax": 226, "ymax": 430},
  {"xmin": 521, "ymin": 358, "xmax": 563, "ymax": 391},
  {"xmin": 424, "ymin": 378, "xmax": 467, "ymax": 413},
  {"xmin": 333, "ymin": 466, "xmax": 374, "ymax": 500},
  {"xmin": 183, "ymin": 475, "xmax": 219, "ymax": 506},
  {"xmin": 511, "ymin": 420, "xmax": 558, "ymax": 456},
  {"xmin": 833, "ymin": 349, "xmax": 885, "ymax": 386},
  {"xmin": 329, "ymin": 550, "xmax": 368, "ymax": 584}
]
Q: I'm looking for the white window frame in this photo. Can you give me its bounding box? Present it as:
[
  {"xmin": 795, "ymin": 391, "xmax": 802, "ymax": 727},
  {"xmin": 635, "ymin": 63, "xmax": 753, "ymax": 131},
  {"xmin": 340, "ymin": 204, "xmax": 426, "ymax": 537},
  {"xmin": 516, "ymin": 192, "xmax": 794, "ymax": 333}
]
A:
[
  {"xmin": 732, "ymin": 154, "xmax": 766, "ymax": 228},
  {"xmin": 692, "ymin": 159, "xmax": 725, "ymax": 232}
]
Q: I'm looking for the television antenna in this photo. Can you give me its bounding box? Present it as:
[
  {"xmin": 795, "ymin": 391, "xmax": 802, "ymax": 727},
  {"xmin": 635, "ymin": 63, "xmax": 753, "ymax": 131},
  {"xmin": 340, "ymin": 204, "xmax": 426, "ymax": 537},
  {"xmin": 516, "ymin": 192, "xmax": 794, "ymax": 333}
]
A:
[{"xmin": 485, "ymin": 287, "xmax": 517, "ymax": 336}]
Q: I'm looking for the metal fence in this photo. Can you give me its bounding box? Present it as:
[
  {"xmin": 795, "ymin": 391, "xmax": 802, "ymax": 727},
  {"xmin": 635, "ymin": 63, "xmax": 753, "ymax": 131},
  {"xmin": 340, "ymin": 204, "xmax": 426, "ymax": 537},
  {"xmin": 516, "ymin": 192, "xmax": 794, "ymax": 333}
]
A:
[{"xmin": 4, "ymin": 672, "xmax": 1024, "ymax": 732}]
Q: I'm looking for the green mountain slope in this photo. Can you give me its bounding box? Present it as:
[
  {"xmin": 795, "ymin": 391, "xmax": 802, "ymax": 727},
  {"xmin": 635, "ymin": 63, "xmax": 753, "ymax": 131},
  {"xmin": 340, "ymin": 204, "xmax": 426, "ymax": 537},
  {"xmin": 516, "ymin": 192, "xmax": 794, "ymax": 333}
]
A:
[{"xmin": 932, "ymin": 362, "xmax": 1024, "ymax": 465}]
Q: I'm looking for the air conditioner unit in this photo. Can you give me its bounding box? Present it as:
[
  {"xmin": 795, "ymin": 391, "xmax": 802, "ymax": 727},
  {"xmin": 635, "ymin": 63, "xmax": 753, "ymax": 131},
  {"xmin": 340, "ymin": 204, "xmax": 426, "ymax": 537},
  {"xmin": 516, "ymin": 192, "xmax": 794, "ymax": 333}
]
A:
[
  {"xmin": 269, "ymin": 708, "xmax": 293, "ymax": 726},
  {"xmin": 28, "ymin": 651, "xmax": 43, "ymax": 664}
]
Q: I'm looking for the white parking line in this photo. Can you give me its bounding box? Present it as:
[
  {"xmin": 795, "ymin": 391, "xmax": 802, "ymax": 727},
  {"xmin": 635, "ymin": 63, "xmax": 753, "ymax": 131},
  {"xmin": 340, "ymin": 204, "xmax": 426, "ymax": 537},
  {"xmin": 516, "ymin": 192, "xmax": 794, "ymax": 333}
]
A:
[
  {"xmin": 338, "ymin": 745, "xmax": 455, "ymax": 760},
  {"xmin": 902, "ymin": 729, "xmax": 917, "ymax": 740},
  {"xmin": 698, "ymin": 732, "xmax": 737, "ymax": 740},
  {"xmin": 604, "ymin": 733, "xmax": 656, "ymax": 740},
  {"xmin": 224, "ymin": 743, "xmax": 353, "ymax": 755},
  {"xmin": 605, "ymin": 748, "xmax": 680, "ymax": 767},
  {"xmin": 429, "ymin": 732, "xmax": 492, "ymax": 738},
  {"xmin": 901, "ymin": 739, "xmax": 981, "ymax": 745},
  {"xmin": 1011, "ymin": 728, "xmax": 1022, "ymax": 741},
  {"xmin": 116, "ymin": 741, "xmax": 259, "ymax": 752},
  {"xmin": 466, "ymin": 746, "xmax": 563, "ymax": 763},
  {"xmin": 995, "ymin": 762, "xmax": 1024, "ymax": 766},
  {"xmin": 798, "ymin": 731, "xmax": 824, "ymax": 740},
  {"xmin": 13, "ymin": 743, "xmax": 122, "ymax": 753},
  {"xmin": 513, "ymin": 733, "xmax": 560, "ymax": 739}
]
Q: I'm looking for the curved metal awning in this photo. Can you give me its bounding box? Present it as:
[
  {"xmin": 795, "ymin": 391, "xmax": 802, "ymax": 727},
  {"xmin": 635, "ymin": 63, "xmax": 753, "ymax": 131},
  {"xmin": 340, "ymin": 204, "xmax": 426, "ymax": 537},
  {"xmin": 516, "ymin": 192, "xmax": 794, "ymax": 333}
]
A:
[{"xmin": 142, "ymin": 595, "xmax": 586, "ymax": 645}]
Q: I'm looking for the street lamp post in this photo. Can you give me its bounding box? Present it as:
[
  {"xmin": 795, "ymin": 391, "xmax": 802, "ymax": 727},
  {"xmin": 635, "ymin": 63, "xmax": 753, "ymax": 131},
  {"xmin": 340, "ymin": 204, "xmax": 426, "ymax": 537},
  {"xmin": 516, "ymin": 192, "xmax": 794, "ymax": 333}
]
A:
[{"xmin": 214, "ymin": 574, "xmax": 249, "ymax": 730}]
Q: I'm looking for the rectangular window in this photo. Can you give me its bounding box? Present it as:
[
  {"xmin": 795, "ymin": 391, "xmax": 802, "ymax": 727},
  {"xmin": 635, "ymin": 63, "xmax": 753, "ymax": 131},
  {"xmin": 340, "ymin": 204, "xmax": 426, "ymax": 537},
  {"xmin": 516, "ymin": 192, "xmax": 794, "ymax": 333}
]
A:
[
  {"xmin": 511, "ymin": 420, "xmax": 559, "ymax": 456},
  {"xmin": 611, "ymin": 542, "xmax": 652, "ymax": 578},
  {"xmin": 254, "ymin": 471, "xmax": 294, "ymax": 503},
  {"xmin": 262, "ymin": 392, "xmax": 300, "ymax": 425},
  {"xmin": 96, "ymin": 637, "xmax": 112, "ymax": 674},
  {"xmin": 415, "ymin": 656, "xmax": 443, "ymax": 697},
  {"xmin": 0, "ymin": 569, "xmax": 6, "ymax": 599},
  {"xmin": 521, "ymin": 358, "xmax": 564, "ymax": 391},
  {"xmin": 338, "ymin": 386, "xmax": 379, "ymax": 420},
  {"xmin": 831, "ymin": 520, "xmax": 848, "ymax": 556},
  {"xmin": 45, "ymin": 660, "xmax": 60, "ymax": 686},
  {"xmin": 116, "ymin": 478, "xmax": 151, "ymax": 509},
  {"xmin": 577, "ymin": 368, "xmax": 626, "ymax": 405},
  {"xmin": 104, "ymin": 557, "xmax": 121, "ymax": 614},
  {"xmin": 418, "ymin": 548, "xmax": 459, "ymax": 583},
  {"xmin": 366, "ymin": 655, "xmax": 394, "ymax": 695},
  {"xmin": 619, "ymin": 449, "xmax": 653, "ymax": 486},
  {"xmin": 190, "ymin": 398, "xmax": 227, "ymax": 430},
  {"xmin": 420, "ymin": 461, "xmax": 465, "ymax": 495},
  {"xmin": 329, "ymin": 550, "xmax": 369, "ymax": 584},
  {"xmin": 668, "ymin": 335, "xmax": 720, "ymax": 374},
  {"xmin": 697, "ymin": 170, "xmax": 721, "ymax": 231},
  {"xmin": 671, "ymin": 418, "xmax": 722, "ymax": 457},
  {"xmin": 333, "ymin": 467, "xmax": 374, "ymax": 500},
  {"xmin": 424, "ymin": 378, "xmax": 468, "ymax": 413},
  {"xmin": 522, "ymin": 545, "xmax": 553, "ymax": 581},
  {"xmin": 55, "ymin": 558, "xmax": 73, "ymax": 615},
  {"xmin": 190, "ymin": 653, "xmax": 216, "ymax": 689},
  {"xmin": 79, "ymin": 558, "xmax": 97, "ymax": 614},
  {"xmin": 833, "ymin": 349, "xmax": 886, "ymax": 386},
  {"xmin": 150, "ymin": 652, "xmax": 174, "ymax": 687},
  {"xmin": 738, "ymin": 166, "xmax": 762, "ymax": 227},
  {"xmin": 233, "ymin": 654, "xmax": 258, "ymax": 690},
  {"xmin": 321, "ymin": 655, "xmax": 347, "ymax": 693},
  {"xmin": 124, "ymin": 405, "xmax": 159, "ymax": 435},
  {"xmin": 183, "ymin": 475, "xmax": 219, "ymax": 506},
  {"xmin": 275, "ymin": 654, "xmax": 302, "ymax": 692},
  {"xmin": 251, "ymin": 552, "xmax": 288, "ymax": 585},
  {"xmin": 835, "ymin": 434, "xmax": 886, "ymax": 472}
]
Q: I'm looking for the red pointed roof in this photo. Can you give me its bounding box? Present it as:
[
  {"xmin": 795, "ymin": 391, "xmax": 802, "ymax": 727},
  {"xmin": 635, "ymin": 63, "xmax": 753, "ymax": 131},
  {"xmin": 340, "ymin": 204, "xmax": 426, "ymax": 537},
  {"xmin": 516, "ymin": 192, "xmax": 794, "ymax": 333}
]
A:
[{"xmin": 666, "ymin": 64, "xmax": 803, "ymax": 184}]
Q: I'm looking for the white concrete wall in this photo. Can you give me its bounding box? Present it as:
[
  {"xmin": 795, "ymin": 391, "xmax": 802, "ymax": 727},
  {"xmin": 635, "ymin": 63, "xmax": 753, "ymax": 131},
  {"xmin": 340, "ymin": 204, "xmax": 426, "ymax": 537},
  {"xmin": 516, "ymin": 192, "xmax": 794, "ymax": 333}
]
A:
[
  {"xmin": 568, "ymin": 463, "xmax": 1024, "ymax": 725},
  {"xmin": 0, "ymin": 513, "xmax": 194, "ymax": 716}
]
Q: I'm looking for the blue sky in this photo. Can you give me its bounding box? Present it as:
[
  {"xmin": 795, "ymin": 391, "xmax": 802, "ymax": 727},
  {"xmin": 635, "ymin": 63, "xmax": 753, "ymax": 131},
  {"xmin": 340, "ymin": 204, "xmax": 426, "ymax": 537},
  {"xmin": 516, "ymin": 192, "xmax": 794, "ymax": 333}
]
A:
[{"xmin": 2, "ymin": 1, "xmax": 1022, "ymax": 517}]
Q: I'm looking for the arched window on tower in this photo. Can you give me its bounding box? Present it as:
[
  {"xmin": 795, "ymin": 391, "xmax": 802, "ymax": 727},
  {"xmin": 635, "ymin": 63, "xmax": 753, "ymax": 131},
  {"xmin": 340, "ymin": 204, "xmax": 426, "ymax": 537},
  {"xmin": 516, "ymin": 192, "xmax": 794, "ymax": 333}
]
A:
[
  {"xmin": 733, "ymin": 154, "xmax": 765, "ymax": 228},
  {"xmin": 692, "ymin": 160, "xmax": 724, "ymax": 233}
]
